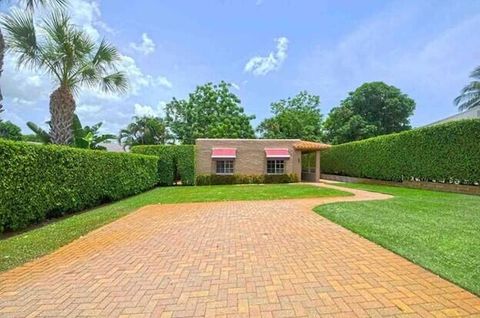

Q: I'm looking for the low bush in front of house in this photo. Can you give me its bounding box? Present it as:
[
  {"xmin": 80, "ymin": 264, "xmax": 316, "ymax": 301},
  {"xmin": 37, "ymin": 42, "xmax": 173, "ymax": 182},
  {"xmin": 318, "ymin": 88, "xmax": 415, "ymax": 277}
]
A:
[
  {"xmin": 0, "ymin": 139, "xmax": 158, "ymax": 232},
  {"xmin": 131, "ymin": 145, "xmax": 195, "ymax": 186},
  {"xmin": 195, "ymin": 173, "xmax": 299, "ymax": 185},
  {"xmin": 321, "ymin": 119, "xmax": 480, "ymax": 185}
]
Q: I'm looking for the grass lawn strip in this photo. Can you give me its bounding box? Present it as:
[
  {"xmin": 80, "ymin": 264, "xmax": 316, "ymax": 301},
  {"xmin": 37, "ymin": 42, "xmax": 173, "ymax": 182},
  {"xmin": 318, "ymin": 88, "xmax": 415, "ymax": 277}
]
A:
[{"xmin": 315, "ymin": 182, "xmax": 480, "ymax": 296}]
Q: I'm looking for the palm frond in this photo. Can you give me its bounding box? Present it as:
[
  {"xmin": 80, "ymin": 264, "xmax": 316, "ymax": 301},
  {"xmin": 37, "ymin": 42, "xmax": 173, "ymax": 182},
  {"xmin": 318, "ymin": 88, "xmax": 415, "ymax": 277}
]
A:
[
  {"xmin": 454, "ymin": 80, "xmax": 480, "ymax": 111},
  {"xmin": 21, "ymin": 0, "xmax": 68, "ymax": 11},
  {"xmin": 1, "ymin": 10, "xmax": 40, "ymax": 69},
  {"xmin": 100, "ymin": 71, "xmax": 128, "ymax": 93}
]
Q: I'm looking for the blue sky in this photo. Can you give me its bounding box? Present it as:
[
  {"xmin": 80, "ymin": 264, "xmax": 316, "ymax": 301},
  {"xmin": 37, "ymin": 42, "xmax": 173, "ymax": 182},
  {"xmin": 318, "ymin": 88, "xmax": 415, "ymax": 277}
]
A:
[{"xmin": 2, "ymin": 0, "xmax": 480, "ymax": 134}]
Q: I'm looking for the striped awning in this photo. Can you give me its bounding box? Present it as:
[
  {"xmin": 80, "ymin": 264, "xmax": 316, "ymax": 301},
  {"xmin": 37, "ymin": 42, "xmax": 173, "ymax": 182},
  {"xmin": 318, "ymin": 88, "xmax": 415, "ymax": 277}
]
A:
[
  {"xmin": 211, "ymin": 148, "xmax": 236, "ymax": 158},
  {"xmin": 265, "ymin": 148, "xmax": 290, "ymax": 158}
]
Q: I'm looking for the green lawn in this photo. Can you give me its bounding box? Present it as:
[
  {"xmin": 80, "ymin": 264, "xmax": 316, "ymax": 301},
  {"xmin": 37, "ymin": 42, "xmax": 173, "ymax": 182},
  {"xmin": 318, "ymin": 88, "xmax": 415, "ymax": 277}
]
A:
[
  {"xmin": 0, "ymin": 184, "xmax": 349, "ymax": 272},
  {"xmin": 314, "ymin": 182, "xmax": 480, "ymax": 295}
]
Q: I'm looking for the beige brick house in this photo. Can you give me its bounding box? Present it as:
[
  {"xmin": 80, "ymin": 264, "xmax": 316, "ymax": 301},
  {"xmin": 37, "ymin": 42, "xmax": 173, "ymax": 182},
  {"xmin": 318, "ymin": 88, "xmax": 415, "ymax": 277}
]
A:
[{"xmin": 195, "ymin": 139, "xmax": 330, "ymax": 182}]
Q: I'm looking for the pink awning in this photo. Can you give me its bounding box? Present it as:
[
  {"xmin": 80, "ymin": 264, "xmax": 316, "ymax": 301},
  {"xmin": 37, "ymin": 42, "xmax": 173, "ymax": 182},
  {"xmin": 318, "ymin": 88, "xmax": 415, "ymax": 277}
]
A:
[
  {"xmin": 211, "ymin": 148, "xmax": 236, "ymax": 159},
  {"xmin": 265, "ymin": 148, "xmax": 290, "ymax": 158}
]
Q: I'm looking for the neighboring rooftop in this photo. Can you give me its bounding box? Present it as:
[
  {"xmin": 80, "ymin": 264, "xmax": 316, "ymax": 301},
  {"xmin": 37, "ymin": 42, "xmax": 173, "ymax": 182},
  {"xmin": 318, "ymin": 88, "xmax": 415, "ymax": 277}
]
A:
[{"xmin": 427, "ymin": 106, "xmax": 480, "ymax": 126}]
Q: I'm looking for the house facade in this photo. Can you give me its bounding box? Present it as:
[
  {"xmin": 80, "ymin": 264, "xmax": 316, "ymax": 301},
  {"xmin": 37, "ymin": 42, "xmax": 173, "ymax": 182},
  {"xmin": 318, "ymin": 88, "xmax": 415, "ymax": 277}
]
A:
[{"xmin": 195, "ymin": 139, "xmax": 330, "ymax": 182}]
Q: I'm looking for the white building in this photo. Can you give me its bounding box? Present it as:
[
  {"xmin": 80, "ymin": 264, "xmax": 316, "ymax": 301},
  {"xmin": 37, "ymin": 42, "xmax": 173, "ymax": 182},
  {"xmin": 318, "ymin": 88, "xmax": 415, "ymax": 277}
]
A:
[{"xmin": 428, "ymin": 106, "xmax": 480, "ymax": 126}]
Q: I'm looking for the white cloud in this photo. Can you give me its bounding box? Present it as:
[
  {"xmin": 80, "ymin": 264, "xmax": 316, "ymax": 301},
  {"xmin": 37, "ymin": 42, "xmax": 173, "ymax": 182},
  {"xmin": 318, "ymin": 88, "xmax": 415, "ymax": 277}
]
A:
[
  {"xmin": 244, "ymin": 37, "xmax": 289, "ymax": 76},
  {"xmin": 154, "ymin": 76, "xmax": 173, "ymax": 89},
  {"xmin": 231, "ymin": 82, "xmax": 240, "ymax": 90},
  {"xmin": 133, "ymin": 101, "xmax": 167, "ymax": 118},
  {"xmin": 130, "ymin": 33, "xmax": 156, "ymax": 55}
]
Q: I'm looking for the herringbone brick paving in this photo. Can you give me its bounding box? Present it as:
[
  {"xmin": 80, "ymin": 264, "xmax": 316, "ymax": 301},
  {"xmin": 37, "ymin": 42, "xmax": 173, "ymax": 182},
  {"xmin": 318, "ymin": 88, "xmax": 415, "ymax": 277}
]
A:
[{"xmin": 0, "ymin": 183, "xmax": 479, "ymax": 317}]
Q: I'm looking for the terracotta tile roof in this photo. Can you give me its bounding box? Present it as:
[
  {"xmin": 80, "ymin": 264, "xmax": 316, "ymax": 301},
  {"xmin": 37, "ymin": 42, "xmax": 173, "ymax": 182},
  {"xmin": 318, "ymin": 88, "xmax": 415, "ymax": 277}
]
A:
[{"xmin": 293, "ymin": 140, "xmax": 331, "ymax": 151}]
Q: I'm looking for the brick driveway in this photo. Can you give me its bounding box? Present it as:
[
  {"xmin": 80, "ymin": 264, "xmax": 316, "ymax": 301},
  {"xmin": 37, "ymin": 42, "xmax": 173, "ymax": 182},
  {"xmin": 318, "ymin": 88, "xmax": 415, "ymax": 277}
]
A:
[{"xmin": 0, "ymin": 184, "xmax": 479, "ymax": 317}]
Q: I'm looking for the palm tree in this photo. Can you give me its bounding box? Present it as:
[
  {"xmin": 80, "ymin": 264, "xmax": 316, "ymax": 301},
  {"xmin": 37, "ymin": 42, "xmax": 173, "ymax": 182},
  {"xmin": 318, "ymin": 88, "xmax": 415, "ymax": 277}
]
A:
[
  {"xmin": 0, "ymin": 0, "xmax": 67, "ymax": 111},
  {"xmin": 1, "ymin": 10, "xmax": 127, "ymax": 144},
  {"xmin": 119, "ymin": 116, "xmax": 171, "ymax": 149},
  {"xmin": 27, "ymin": 114, "xmax": 115, "ymax": 149},
  {"xmin": 455, "ymin": 65, "xmax": 480, "ymax": 111}
]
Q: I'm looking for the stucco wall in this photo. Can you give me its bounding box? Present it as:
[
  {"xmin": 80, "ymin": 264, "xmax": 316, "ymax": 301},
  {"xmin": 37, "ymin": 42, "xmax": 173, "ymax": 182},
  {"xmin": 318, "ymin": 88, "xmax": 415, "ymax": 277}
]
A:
[{"xmin": 196, "ymin": 139, "xmax": 302, "ymax": 177}]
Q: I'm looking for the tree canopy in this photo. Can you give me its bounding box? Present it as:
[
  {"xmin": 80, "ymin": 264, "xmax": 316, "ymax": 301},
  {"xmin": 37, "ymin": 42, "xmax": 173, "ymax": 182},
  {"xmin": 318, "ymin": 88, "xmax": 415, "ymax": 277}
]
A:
[
  {"xmin": 165, "ymin": 81, "xmax": 255, "ymax": 144},
  {"xmin": 0, "ymin": 120, "xmax": 22, "ymax": 141},
  {"xmin": 324, "ymin": 82, "xmax": 415, "ymax": 144},
  {"xmin": 257, "ymin": 91, "xmax": 323, "ymax": 141}
]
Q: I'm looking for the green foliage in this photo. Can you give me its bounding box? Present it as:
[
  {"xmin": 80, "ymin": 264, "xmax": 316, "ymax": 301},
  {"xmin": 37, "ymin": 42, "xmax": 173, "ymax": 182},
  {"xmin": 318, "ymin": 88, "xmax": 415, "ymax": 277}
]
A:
[
  {"xmin": 0, "ymin": 139, "xmax": 158, "ymax": 232},
  {"xmin": 454, "ymin": 65, "xmax": 480, "ymax": 111},
  {"xmin": 131, "ymin": 145, "xmax": 195, "ymax": 186},
  {"xmin": 165, "ymin": 81, "xmax": 255, "ymax": 144},
  {"xmin": 195, "ymin": 173, "xmax": 299, "ymax": 185},
  {"xmin": 27, "ymin": 114, "xmax": 115, "ymax": 149},
  {"xmin": 257, "ymin": 91, "xmax": 323, "ymax": 141},
  {"xmin": 119, "ymin": 116, "xmax": 171, "ymax": 149},
  {"xmin": 324, "ymin": 82, "xmax": 415, "ymax": 144},
  {"xmin": 0, "ymin": 120, "xmax": 22, "ymax": 141},
  {"xmin": 321, "ymin": 120, "xmax": 480, "ymax": 185}
]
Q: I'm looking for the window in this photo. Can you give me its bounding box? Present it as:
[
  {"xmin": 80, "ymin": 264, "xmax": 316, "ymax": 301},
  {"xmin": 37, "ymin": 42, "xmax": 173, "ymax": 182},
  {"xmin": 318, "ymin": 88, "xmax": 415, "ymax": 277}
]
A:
[
  {"xmin": 216, "ymin": 160, "xmax": 234, "ymax": 174},
  {"xmin": 267, "ymin": 160, "xmax": 285, "ymax": 174}
]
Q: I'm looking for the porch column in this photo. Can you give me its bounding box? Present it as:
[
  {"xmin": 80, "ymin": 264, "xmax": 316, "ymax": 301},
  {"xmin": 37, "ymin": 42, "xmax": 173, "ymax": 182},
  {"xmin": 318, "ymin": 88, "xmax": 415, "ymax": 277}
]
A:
[{"xmin": 315, "ymin": 150, "xmax": 321, "ymax": 182}]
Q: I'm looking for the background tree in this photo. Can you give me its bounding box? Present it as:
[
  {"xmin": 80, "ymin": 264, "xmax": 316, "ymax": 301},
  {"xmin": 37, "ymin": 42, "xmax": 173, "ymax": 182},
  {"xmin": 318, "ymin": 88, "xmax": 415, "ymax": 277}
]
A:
[
  {"xmin": 0, "ymin": 120, "xmax": 22, "ymax": 140},
  {"xmin": 119, "ymin": 116, "xmax": 170, "ymax": 149},
  {"xmin": 324, "ymin": 82, "xmax": 415, "ymax": 144},
  {"xmin": 0, "ymin": 0, "xmax": 67, "ymax": 111},
  {"xmin": 27, "ymin": 114, "xmax": 115, "ymax": 149},
  {"xmin": 165, "ymin": 81, "xmax": 255, "ymax": 144},
  {"xmin": 1, "ymin": 10, "xmax": 127, "ymax": 145},
  {"xmin": 257, "ymin": 91, "xmax": 323, "ymax": 141},
  {"xmin": 454, "ymin": 65, "xmax": 480, "ymax": 111}
]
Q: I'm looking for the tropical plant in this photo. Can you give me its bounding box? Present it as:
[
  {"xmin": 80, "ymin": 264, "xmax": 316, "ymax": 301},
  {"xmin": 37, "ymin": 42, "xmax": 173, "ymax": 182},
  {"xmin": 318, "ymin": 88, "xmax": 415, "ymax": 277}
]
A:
[
  {"xmin": 1, "ymin": 9, "xmax": 127, "ymax": 145},
  {"xmin": 257, "ymin": 91, "xmax": 323, "ymax": 141},
  {"xmin": 324, "ymin": 82, "xmax": 415, "ymax": 144},
  {"xmin": 119, "ymin": 116, "xmax": 171, "ymax": 149},
  {"xmin": 27, "ymin": 114, "xmax": 115, "ymax": 149},
  {"xmin": 0, "ymin": 0, "xmax": 67, "ymax": 111},
  {"xmin": 165, "ymin": 81, "xmax": 255, "ymax": 144},
  {"xmin": 0, "ymin": 120, "xmax": 22, "ymax": 140},
  {"xmin": 454, "ymin": 65, "xmax": 480, "ymax": 111}
]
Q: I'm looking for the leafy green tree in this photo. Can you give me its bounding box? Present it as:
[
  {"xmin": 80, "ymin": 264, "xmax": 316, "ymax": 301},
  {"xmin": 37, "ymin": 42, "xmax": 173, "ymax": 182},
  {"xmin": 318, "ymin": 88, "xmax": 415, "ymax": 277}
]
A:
[
  {"xmin": 119, "ymin": 116, "xmax": 171, "ymax": 149},
  {"xmin": 165, "ymin": 81, "xmax": 255, "ymax": 144},
  {"xmin": 324, "ymin": 82, "xmax": 415, "ymax": 144},
  {"xmin": 27, "ymin": 114, "xmax": 115, "ymax": 149},
  {"xmin": 257, "ymin": 91, "xmax": 323, "ymax": 141},
  {"xmin": 455, "ymin": 65, "xmax": 480, "ymax": 111},
  {"xmin": 0, "ymin": 120, "xmax": 22, "ymax": 140},
  {"xmin": 1, "ymin": 10, "xmax": 127, "ymax": 145},
  {"xmin": 0, "ymin": 0, "xmax": 67, "ymax": 111}
]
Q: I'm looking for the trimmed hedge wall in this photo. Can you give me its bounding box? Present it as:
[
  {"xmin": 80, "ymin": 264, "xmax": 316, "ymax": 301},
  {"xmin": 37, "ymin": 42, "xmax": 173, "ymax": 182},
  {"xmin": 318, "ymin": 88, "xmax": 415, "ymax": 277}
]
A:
[
  {"xmin": 196, "ymin": 174, "xmax": 299, "ymax": 185},
  {"xmin": 321, "ymin": 119, "xmax": 480, "ymax": 185},
  {"xmin": 0, "ymin": 139, "xmax": 158, "ymax": 232},
  {"xmin": 131, "ymin": 145, "xmax": 195, "ymax": 186}
]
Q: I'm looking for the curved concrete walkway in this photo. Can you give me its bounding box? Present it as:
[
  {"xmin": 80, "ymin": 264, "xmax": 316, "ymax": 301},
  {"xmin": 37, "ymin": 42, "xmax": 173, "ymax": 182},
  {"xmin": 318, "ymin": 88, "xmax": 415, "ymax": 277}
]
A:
[{"xmin": 0, "ymin": 184, "xmax": 479, "ymax": 317}]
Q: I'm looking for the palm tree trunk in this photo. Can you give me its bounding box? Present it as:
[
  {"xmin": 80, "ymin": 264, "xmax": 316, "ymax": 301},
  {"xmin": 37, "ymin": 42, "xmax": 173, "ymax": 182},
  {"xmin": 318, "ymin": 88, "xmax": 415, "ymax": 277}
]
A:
[
  {"xmin": 0, "ymin": 28, "xmax": 5, "ymax": 110},
  {"xmin": 49, "ymin": 86, "xmax": 75, "ymax": 144}
]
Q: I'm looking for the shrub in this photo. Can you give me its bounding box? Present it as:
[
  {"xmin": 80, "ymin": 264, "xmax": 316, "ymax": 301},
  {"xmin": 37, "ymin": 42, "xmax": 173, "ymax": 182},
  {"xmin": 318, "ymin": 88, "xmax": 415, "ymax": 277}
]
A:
[
  {"xmin": 0, "ymin": 140, "xmax": 158, "ymax": 232},
  {"xmin": 321, "ymin": 119, "xmax": 480, "ymax": 185},
  {"xmin": 131, "ymin": 145, "xmax": 195, "ymax": 186},
  {"xmin": 195, "ymin": 174, "xmax": 299, "ymax": 185}
]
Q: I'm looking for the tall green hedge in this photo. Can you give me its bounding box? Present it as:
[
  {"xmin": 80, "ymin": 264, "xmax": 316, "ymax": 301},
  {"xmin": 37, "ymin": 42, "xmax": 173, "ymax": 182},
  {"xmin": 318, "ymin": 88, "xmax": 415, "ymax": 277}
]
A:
[
  {"xmin": 0, "ymin": 139, "xmax": 158, "ymax": 232},
  {"xmin": 321, "ymin": 120, "xmax": 480, "ymax": 185},
  {"xmin": 131, "ymin": 145, "xmax": 195, "ymax": 186}
]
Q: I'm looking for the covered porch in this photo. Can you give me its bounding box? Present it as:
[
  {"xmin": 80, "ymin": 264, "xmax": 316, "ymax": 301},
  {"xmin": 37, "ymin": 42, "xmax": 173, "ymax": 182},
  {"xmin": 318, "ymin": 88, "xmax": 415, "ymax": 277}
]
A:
[{"xmin": 293, "ymin": 141, "xmax": 331, "ymax": 182}]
